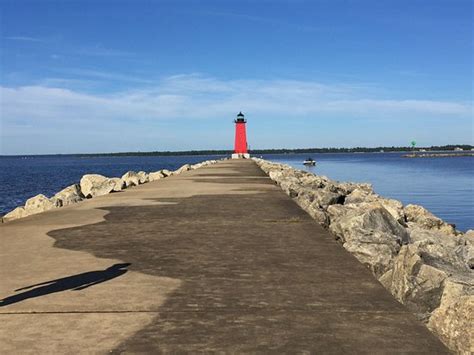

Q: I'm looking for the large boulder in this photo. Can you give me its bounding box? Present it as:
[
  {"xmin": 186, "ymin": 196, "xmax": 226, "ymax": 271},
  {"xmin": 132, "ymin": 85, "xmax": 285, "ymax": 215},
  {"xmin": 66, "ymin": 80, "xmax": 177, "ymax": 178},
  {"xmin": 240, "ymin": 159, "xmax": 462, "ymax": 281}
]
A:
[
  {"xmin": 404, "ymin": 204, "xmax": 457, "ymax": 236},
  {"xmin": 121, "ymin": 171, "xmax": 141, "ymax": 187},
  {"xmin": 137, "ymin": 171, "xmax": 149, "ymax": 184},
  {"xmin": 461, "ymin": 230, "xmax": 474, "ymax": 269},
  {"xmin": 148, "ymin": 170, "xmax": 166, "ymax": 182},
  {"xmin": 2, "ymin": 206, "xmax": 27, "ymax": 222},
  {"xmin": 191, "ymin": 163, "xmax": 203, "ymax": 170},
  {"xmin": 312, "ymin": 189, "xmax": 344, "ymax": 209},
  {"xmin": 269, "ymin": 170, "xmax": 284, "ymax": 182},
  {"xmin": 427, "ymin": 279, "xmax": 474, "ymax": 354},
  {"xmin": 346, "ymin": 190, "xmax": 405, "ymax": 224},
  {"xmin": 52, "ymin": 184, "xmax": 84, "ymax": 206},
  {"xmin": 173, "ymin": 164, "xmax": 191, "ymax": 175},
  {"xmin": 25, "ymin": 194, "xmax": 60, "ymax": 214},
  {"xmin": 344, "ymin": 188, "xmax": 373, "ymax": 204},
  {"xmin": 408, "ymin": 225, "xmax": 468, "ymax": 270},
  {"xmin": 3, "ymin": 192, "xmax": 65, "ymax": 222},
  {"xmin": 328, "ymin": 203, "xmax": 409, "ymax": 277},
  {"xmin": 161, "ymin": 169, "xmax": 172, "ymax": 177},
  {"xmin": 379, "ymin": 198, "xmax": 405, "ymax": 225},
  {"xmin": 306, "ymin": 202, "xmax": 330, "ymax": 227},
  {"xmin": 109, "ymin": 178, "xmax": 125, "ymax": 191},
  {"xmin": 380, "ymin": 244, "xmax": 449, "ymax": 321},
  {"xmin": 80, "ymin": 174, "xmax": 116, "ymax": 198}
]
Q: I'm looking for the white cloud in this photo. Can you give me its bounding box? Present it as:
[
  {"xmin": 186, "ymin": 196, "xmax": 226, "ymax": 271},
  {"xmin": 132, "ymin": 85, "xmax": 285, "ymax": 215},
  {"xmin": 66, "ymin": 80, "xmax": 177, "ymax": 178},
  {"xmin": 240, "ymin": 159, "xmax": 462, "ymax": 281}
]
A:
[
  {"xmin": 1, "ymin": 74, "xmax": 472, "ymax": 154},
  {"xmin": 5, "ymin": 36, "xmax": 45, "ymax": 42},
  {"xmin": 1, "ymin": 74, "xmax": 471, "ymax": 128}
]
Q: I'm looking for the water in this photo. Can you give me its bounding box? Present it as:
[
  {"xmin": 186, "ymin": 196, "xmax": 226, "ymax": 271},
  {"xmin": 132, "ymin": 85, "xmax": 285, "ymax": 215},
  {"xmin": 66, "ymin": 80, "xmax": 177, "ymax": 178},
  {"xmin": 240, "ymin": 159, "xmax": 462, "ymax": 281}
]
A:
[
  {"xmin": 0, "ymin": 154, "xmax": 223, "ymax": 217},
  {"xmin": 261, "ymin": 153, "xmax": 474, "ymax": 232},
  {"xmin": 0, "ymin": 153, "xmax": 472, "ymax": 231}
]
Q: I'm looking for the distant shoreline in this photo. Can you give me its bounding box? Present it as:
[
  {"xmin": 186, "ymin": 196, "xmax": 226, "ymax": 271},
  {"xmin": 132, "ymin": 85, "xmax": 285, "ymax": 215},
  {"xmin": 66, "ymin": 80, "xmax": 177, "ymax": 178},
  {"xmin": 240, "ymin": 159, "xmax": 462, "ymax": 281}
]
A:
[{"xmin": 1, "ymin": 145, "xmax": 473, "ymax": 158}]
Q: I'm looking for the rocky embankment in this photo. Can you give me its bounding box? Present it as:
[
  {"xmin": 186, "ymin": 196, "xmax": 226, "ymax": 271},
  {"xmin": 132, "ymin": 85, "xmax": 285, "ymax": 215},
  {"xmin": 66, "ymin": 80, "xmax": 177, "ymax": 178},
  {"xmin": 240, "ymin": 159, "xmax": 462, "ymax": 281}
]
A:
[
  {"xmin": 2, "ymin": 160, "xmax": 218, "ymax": 223},
  {"xmin": 253, "ymin": 158, "xmax": 473, "ymax": 354}
]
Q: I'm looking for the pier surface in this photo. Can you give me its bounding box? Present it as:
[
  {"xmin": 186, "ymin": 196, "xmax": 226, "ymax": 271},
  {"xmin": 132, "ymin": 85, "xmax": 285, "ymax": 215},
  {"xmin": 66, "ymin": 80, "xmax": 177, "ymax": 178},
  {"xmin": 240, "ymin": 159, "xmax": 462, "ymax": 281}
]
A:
[{"xmin": 0, "ymin": 160, "xmax": 447, "ymax": 353}]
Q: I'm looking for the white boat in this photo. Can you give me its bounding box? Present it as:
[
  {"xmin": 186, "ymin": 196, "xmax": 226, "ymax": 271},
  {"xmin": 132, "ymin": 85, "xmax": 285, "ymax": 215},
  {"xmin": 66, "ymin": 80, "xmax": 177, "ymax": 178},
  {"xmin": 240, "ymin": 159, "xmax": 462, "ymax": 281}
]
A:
[{"xmin": 303, "ymin": 158, "xmax": 316, "ymax": 166}]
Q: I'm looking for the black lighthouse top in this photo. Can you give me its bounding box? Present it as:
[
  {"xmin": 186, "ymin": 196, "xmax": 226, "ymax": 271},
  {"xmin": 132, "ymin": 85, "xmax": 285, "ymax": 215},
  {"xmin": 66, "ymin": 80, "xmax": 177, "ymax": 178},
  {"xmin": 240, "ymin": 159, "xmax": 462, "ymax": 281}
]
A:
[{"xmin": 235, "ymin": 111, "xmax": 246, "ymax": 123}]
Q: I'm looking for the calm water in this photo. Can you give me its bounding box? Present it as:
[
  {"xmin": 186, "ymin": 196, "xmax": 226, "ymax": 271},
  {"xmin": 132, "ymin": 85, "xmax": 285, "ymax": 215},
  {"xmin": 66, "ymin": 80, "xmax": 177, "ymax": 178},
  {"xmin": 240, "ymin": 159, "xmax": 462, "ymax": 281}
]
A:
[
  {"xmin": 0, "ymin": 153, "xmax": 472, "ymax": 231},
  {"xmin": 262, "ymin": 152, "xmax": 473, "ymax": 232},
  {"xmin": 0, "ymin": 154, "xmax": 223, "ymax": 217}
]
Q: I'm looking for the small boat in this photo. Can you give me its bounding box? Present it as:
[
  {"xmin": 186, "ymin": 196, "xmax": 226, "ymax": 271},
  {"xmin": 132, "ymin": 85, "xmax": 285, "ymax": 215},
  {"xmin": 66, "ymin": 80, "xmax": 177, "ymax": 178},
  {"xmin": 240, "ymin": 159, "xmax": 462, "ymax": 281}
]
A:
[{"xmin": 303, "ymin": 158, "xmax": 316, "ymax": 166}]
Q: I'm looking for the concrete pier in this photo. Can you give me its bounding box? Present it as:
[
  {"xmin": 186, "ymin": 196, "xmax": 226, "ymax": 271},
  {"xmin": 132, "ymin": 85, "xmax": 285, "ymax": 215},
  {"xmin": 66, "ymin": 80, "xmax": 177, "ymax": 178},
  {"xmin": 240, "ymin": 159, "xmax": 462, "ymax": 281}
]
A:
[{"xmin": 0, "ymin": 160, "xmax": 448, "ymax": 353}]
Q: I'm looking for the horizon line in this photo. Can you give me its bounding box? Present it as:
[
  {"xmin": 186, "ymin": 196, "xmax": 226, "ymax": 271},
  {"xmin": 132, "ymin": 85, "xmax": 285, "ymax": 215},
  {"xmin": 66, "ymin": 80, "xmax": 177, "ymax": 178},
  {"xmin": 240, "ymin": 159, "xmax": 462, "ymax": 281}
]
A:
[{"xmin": 1, "ymin": 144, "xmax": 473, "ymax": 157}]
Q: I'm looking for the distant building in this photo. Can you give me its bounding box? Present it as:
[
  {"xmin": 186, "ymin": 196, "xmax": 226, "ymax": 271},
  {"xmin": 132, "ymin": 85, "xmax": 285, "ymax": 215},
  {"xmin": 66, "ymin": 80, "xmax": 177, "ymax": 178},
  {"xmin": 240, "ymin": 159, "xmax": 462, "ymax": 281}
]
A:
[{"xmin": 454, "ymin": 147, "xmax": 463, "ymax": 151}]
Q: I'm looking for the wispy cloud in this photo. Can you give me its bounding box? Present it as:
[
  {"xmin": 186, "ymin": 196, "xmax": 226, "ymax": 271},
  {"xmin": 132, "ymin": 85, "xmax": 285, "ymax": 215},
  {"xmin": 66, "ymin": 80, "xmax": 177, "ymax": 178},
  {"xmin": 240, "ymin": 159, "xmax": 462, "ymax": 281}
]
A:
[
  {"xmin": 2, "ymin": 74, "xmax": 471, "ymax": 125},
  {"xmin": 1, "ymin": 74, "xmax": 472, "ymax": 154},
  {"xmin": 4, "ymin": 35, "xmax": 134, "ymax": 59},
  {"xmin": 200, "ymin": 10, "xmax": 343, "ymax": 33},
  {"xmin": 5, "ymin": 36, "xmax": 46, "ymax": 42},
  {"xmin": 74, "ymin": 45, "xmax": 135, "ymax": 57},
  {"xmin": 52, "ymin": 68, "xmax": 154, "ymax": 84}
]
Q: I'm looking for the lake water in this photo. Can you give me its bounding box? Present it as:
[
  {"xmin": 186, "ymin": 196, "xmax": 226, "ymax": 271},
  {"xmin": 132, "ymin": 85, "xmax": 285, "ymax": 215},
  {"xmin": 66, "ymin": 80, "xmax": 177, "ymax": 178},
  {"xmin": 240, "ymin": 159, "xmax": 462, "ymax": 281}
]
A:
[
  {"xmin": 0, "ymin": 153, "xmax": 472, "ymax": 231},
  {"xmin": 262, "ymin": 152, "xmax": 473, "ymax": 232},
  {"xmin": 0, "ymin": 154, "xmax": 223, "ymax": 218}
]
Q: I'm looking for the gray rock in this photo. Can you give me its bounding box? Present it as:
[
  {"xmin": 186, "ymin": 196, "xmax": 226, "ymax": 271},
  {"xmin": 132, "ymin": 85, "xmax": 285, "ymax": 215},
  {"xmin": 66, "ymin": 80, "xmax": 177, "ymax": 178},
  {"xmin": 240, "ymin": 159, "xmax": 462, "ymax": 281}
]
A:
[
  {"xmin": 379, "ymin": 198, "xmax": 405, "ymax": 225},
  {"xmin": 346, "ymin": 190, "xmax": 405, "ymax": 224},
  {"xmin": 345, "ymin": 188, "xmax": 374, "ymax": 204},
  {"xmin": 52, "ymin": 184, "xmax": 84, "ymax": 206},
  {"xmin": 269, "ymin": 170, "xmax": 284, "ymax": 182},
  {"xmin": 427, "ymin": 279, "xmax": 474, "ymax": 354},
  {"xmin": 26, "ymin": 194, "xmax": 60, "ymax": 213},
  {"xmin": 408, "ymin": 225, "xmax": 468, "ymax": 271},
  {"xmin": 109, "ymin": 178, "xmax": 125, "ymax": 191},
  {"xmin": 173, "ymin": 164, "xmax": 191, "ymax": 175},
  {"xmin": 312, "ymin": 189, "xmax": 344, "ymax": 209},
  {"xmin": 161, "ymin": 169, "xmax": 172, "ymax": 177},
  {"xmin": 278, "ymin": 179, "xmax": 302, "ymax": 198},
  {"xmin": 460, "ymin": 231, "xmax": 474, "ymax": 269},
  {"xmin": 80, "ymin": 174, "xmax": 116, "ymax": 198},
  {"xmin": 121, "ymin": 171, "xmax": 141, "ymax": 187},
  {"xmin": 2, "ymin": 206, "xmax": 27, "ymax": 222},
  {"xmin": 381, "ymin": 244, "xmax": 449, "ymax": 320},
  {"xmin": 328, "ymin": 203, "xmax": 409, "ymax": 276},
  {"xmin": 405, "ymin": 204, "xmax": 457, "ymax": 236},
  {"xmin": 137, "ymin": 171, "xmax": 149, "ymax": 184},
  {"xmin": 306, "ymin": 202, "xmax": 330, "ymax": 227},
  {"xmin": 191, "ymin": 163, "xmax": 203, "ymax": 170},
  {"xmin": 148, "ymin": 170, "xmax": 166, "ymax": 181}
]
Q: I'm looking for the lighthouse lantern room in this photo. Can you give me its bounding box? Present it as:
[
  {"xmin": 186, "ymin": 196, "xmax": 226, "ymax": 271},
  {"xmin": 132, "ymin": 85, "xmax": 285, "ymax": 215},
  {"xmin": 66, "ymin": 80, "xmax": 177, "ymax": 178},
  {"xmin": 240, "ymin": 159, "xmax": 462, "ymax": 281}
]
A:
[{"xmin": 232, "ymin": 112, "xmax": 250, "ymax": 159}]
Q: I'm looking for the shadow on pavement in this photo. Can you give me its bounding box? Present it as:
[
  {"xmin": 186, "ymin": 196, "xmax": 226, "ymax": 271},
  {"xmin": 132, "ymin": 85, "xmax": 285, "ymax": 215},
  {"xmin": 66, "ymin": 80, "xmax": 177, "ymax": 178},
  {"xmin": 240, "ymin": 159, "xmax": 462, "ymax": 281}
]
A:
[{"xmin": 0, "ymin": 263, "xmax": 131, "ymax": 307}]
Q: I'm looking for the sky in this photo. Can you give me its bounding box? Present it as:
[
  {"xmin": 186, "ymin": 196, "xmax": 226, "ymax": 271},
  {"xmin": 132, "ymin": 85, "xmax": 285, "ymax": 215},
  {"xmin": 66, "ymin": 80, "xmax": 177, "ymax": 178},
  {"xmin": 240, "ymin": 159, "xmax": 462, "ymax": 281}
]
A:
[{"xmin": 0, "ymin": 0, "xmax": 472, "ymax": 154}]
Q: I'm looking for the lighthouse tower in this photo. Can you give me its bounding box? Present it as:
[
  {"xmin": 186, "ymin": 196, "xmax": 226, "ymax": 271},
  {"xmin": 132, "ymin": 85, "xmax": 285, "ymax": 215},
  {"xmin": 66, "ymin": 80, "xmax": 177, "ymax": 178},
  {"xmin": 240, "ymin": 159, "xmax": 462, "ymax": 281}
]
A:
[{"xmin": 232, "ymin": 112, "xmax": 250, "ymax": 159}]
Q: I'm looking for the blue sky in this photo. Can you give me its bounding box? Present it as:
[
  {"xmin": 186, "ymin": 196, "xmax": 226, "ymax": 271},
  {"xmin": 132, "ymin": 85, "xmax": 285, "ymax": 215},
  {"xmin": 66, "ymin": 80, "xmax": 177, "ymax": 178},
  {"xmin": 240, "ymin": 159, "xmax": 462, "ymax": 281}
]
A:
[{"xmin": 0, "ymin": 0, "xmax": 472, "ymax": 154}]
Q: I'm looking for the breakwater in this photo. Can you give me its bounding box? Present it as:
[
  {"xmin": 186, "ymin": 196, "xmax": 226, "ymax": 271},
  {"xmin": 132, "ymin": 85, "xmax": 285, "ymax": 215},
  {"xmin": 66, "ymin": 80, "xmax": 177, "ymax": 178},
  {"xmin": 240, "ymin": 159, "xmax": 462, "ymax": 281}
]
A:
[
  {"xmin": 403, "ymin": 152, "xmax": 474, "ymax": 158},
  {"xmin": 0, "ymin": 159, "xmax": 449, "ymax": 352},
  {"xmin": 1, "ymin": 160, "xmax": 218, "ymax": 223},
  {"xmin": 253, "ymin": 158, "xmax": 473, "ymax": 354}
]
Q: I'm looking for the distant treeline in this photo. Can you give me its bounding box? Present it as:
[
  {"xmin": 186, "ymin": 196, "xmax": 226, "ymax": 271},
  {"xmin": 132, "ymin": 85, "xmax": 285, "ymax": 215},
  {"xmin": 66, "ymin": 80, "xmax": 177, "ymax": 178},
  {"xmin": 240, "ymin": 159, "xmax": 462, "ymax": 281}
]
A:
[{"xmin": 75, "ymin": 145, "xmax": 473, "ymax": 157}]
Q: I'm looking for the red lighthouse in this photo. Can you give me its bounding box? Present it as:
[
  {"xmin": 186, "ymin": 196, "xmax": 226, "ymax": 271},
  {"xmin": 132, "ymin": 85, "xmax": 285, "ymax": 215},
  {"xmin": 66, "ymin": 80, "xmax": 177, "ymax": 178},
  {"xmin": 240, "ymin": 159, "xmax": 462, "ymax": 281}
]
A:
[{"xmin": 232, "ymin": 112, "xmax": 250, "ymax": 159}]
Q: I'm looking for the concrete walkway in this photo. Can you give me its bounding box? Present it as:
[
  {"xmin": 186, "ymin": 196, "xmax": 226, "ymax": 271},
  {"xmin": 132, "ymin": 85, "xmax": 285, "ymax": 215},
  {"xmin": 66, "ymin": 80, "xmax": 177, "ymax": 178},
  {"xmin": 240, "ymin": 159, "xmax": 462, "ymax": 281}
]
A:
[{"xmin": 0, "ymin": 160, "xmax": 448, "ymax": 353}]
